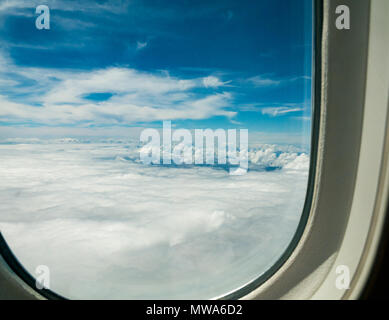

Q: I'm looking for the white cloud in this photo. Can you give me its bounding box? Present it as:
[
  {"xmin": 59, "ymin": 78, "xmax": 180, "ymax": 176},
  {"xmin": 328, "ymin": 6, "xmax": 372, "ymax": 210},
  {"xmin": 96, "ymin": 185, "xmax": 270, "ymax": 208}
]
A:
[
  {"xmin": 0, "ymin": 0, "xmax": 31, "ymax": 12},
  {"xmin": 0, "ymin": 140, "xmax": 309, "ymax": 299},
  {"xmin": 247, "ymin": 74, "xmax": 311, "ymax": 88},
  {"xmin": 261, "ymin": 106, "xmax": 303, "ymax": 117},
  {"xmin": 0, "ymin": 50, "xmax": 236, "ymax": 125},
  {"xmin": 136, "ymin": 41, "xmax": 148, "ymax": 50},
  {"xmin": 248, "ymin": 75, "xmax": 281, "ymax": 87},
  {"xmin": 0, "ymin": 0, "xmax": 129, "ymax": 14},
  {"xmin": 0, "ymin": 78, "xmax": 18, "ymax": 86},
  {"xmin": 42, "ymin": 68, "xmax": 197, "ymax": 104},
  {"xmin": 202, "ymin": 76, "xmax": 225, "ymax": 88}
]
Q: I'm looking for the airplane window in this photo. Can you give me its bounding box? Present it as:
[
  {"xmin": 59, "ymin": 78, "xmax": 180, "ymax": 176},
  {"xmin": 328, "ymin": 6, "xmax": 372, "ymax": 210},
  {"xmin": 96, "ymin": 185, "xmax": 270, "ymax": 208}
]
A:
[{"xmin": 0, "ymin": 0, "xmax": 313, "ymax": 299}]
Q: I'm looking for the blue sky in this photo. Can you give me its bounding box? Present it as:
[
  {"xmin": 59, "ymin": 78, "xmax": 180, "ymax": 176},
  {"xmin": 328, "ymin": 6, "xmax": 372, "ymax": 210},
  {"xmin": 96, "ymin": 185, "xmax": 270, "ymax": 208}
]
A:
[
  {"xmin": 0, "ymin": 0, "xmax": 313, "ymax": 140},
  {"xmin": 0, "ymin": 1, "xmax": 313, "ymax": 299}
]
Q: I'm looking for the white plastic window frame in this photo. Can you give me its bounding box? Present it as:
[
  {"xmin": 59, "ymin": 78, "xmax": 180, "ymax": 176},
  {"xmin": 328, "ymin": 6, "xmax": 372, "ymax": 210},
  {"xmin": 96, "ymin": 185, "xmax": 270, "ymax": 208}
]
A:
[{"xmin": 244, "ymin": 0, "xmax": 389, "ymax": 300}]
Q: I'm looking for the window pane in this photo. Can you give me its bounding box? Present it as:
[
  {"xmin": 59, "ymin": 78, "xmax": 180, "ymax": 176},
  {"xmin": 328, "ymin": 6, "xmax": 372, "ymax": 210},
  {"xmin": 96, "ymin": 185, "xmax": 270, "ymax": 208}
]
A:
[{"xmin": 0, "ymin": 0, "xmax": 313, "ymax": 299}]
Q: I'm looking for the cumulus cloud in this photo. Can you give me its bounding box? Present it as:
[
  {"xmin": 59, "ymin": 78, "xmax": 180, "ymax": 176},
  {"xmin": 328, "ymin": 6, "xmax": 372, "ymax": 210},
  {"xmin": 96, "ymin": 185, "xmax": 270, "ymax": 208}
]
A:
[
  {"xmin": 202, "ymin": 76, "xmax": 226, "ymax": 88},
  {"xmin": 0, "ymin": 51, "xmax": 236, "ymax": 125},
  {"xmin": 0, "ymin": 139, "xmax": 309, "ymax": 299}
]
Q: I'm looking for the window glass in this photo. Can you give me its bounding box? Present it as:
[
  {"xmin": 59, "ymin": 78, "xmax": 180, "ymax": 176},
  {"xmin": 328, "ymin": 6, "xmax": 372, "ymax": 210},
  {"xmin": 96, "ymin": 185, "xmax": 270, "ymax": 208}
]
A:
[{"xmin": 0, "ymin": 0, "xmax": 313, "ymax": 299}]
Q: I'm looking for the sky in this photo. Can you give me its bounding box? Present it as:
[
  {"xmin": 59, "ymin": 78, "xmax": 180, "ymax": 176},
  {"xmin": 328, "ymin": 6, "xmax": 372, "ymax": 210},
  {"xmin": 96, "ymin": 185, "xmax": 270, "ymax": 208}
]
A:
[
  {"xmin": 0, "ymin": 0, "xmax": 313, "ymax": 144},
  {"xmin": 0, "ymin": 0, "xmax": 314, "ymax": 299}
]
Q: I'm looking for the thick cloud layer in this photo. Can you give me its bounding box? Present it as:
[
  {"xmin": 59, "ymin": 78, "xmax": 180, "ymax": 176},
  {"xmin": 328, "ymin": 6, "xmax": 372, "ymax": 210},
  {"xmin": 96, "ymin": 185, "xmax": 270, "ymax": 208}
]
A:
[{"xmin": 0, "ymin": 139, "xmax": 309, "ymax": 299}]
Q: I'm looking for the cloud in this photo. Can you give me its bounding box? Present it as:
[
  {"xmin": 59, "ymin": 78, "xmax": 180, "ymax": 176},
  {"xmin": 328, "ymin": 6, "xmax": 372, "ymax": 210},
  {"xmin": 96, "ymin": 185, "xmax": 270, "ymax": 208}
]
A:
[
  {"xmin": 0, "ymin": 0, "xmax": 130, "ymax": 14},
  {"xmin": 239, "ymin": 102, "xmax": 309, "ymax": 119},
  {"xmin": 0, "ymin": 0, "xmax": 31, "ymax": 12},
  {"xmin": 248, "ymin": 75, "xmax": 281, "ymax": 87},
  {"xmin": 202, "ymin": 76, "xmax": 227, "ymax": 88},
  {"xmin": 0, "ymin": 139, "xmax": 309, "ymax": 299},
  {"xmin": 0, "ymin": 51, "xmax": 236, "ymax": 125},
  {"xmin": 247, "ymin": 75, "xmax": 311, "ymax": 88},
  {"xmin": 42, "ymin": 68, "xmax": 198, "ymax": 105},
  {"xmin": 0, "ymin": 78, "xmax": 18, "ymax": 86},
  {"xmin": 261, "ymin": 106, "xmax": 304, "ymax": 117},
  {"xmin": 292, "ymin": 116, "xmax": 311, "ymax": 121},
  {"xmin": 0, "ymin": 0, "xmax": 312, "ymax": 300},
  {"xmin": 136, "ymin": 41, "xmax": 148, "ymax": 50}
]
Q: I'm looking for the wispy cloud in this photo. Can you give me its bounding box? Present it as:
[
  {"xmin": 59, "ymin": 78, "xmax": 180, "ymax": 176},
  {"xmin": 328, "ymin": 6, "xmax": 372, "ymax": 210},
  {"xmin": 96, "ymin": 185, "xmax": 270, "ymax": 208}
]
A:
[
  {"xmin": 247, "ymin": 75, "xmax": 281, "ymax": 87},
  {"xmin": 136, "ymin": 41, "xmax": 148, "ymax": 51},
  {"xmin": 292, "ymin": 116, "xmax": 311, "ymax": 121},
  {"xmin": 202, "ymin": 76, "xmax": 230, "ymax": 88},
  {"xmin": 247, "ymin": 74, "xmax": 311, "ymax": 87},
  {"xmin": 0, "ymin": 0, "xmax": 31, "ymax": 12},
  {"xmin": 0, "ymin": 51, "xmax": 236, "ymax": 126},
  {"xmin": 261, "ymin": 106, "xmax": 303, "ymax": 117},
  {"xmin": 0, "ymin": 0, "xmax": 130, "ymax": 13},
  {"xmin": 239, "ymin": 102, "xmax": 309, "ymax": 117}
]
